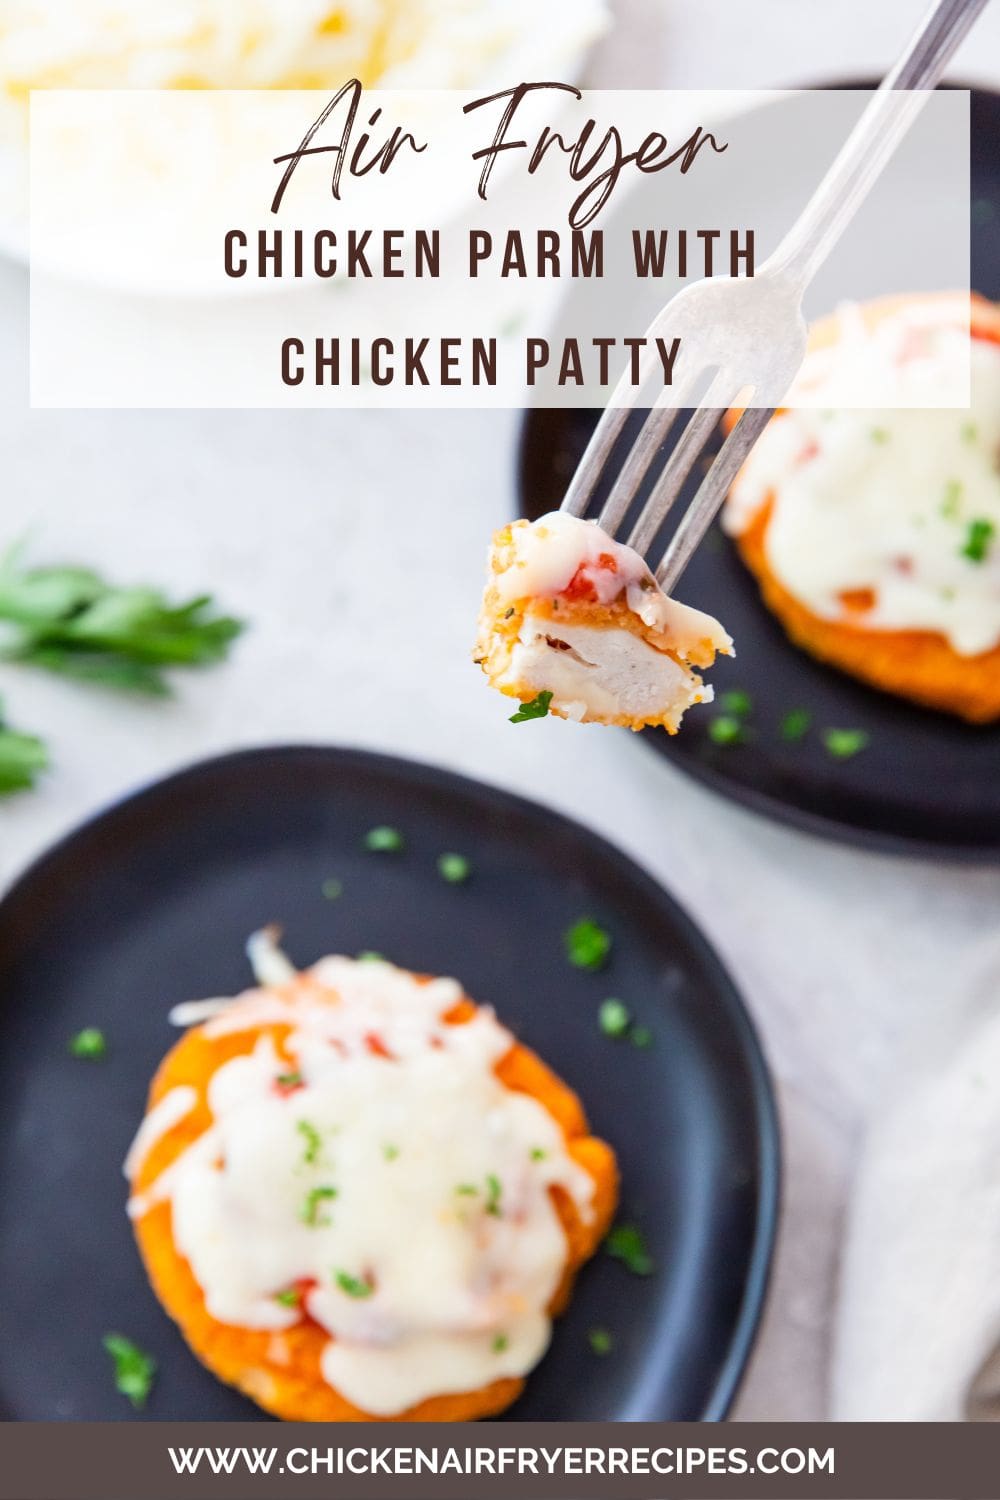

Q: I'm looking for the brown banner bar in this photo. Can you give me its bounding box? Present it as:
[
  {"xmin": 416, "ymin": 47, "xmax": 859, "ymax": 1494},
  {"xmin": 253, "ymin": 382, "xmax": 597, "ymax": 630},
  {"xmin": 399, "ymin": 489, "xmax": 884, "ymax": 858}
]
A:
[{"xmin": 0, "ymin": 1420, "xmax": 997, "ymax": 1500}]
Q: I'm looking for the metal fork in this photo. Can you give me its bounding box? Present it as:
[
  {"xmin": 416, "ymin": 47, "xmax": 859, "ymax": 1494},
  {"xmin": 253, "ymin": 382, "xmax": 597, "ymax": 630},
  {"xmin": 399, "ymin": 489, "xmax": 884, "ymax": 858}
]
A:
[{"xmin": 561, "ymin": 0, "xmax": 991, "ymax": 593}]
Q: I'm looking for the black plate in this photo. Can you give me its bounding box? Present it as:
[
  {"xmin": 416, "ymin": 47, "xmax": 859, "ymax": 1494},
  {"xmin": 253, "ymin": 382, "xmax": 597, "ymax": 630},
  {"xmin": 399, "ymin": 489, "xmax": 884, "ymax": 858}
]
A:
[
  {"xmin": 0, "ymin": 746, "xmax": 777, "ymax": 1422},
  {"xmin": 519, "ymin": 84, "xmax": 1000, "ymax": 859}
]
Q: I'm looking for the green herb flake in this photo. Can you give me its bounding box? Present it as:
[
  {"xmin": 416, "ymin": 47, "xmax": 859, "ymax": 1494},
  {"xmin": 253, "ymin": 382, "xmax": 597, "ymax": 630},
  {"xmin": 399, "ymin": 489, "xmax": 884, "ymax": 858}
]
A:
[
  {"xmin": 455, "ymin": 1183, "xmax": 479, "ymax": 1196},
  {"xmin": 274, "ymin": 1288, "xmax": 301, "ymax": 1308},
  {"xmin": 719, "ymin": 689, "xmax": 752, "ymax": 717},
  {"xmin": 0, "ymin": 695, "xmax": 48, "ymax": 796},
  {"xmin": 485, "ymin": 1173, "xmax": 503, "ymax": 1218},
  {"xmin": 708, "ymin": 714, "xmax": 746, "ymax": 746},
  {"xmin": 276, "ymin": 1070, "xmax": 303, "ymax": 1089},
  {"xmin": 356, "ymin": 951, "xmax": 386, "ymax": 965},
  {"xmin": 103, "ymin": 1333, "xmax": 156, "ymax": 1410},
  {"xmin": 565, "ymin": 917, "xmax": 611, "ymax": 972},
  {"xmin": 509, "ymin": 690, "xmax": 553, "ymax": 724},
  {"xmin": 335, "ymin": 1270, "xmax": 373, "ymax": 1299},
  {"xmin": 437, "ymin": 852, "xmax": 471, "ymax": 884},
  {"xmin": 870, "ymin": 427, "xmax": 890, "ymax": 444},
  {"xmin": 301, "ymin": 1185, "xmax": 338, "ymax": 1226},
  {"xmin": 821, "ymin": 728, "xmax": 870, "ymax": 760},
  {"xmin": 492, "ymin": 1333, "xmax": 510, "ymax": 1353},
  {"xmin": 941, "ymin": 479, "xmax": 963, "ymax": 519},
  {"xmin": 296, "ymin": 1119, "xmax": 323, "ymax": 1165},
  {"xmin": 382, "ymin": 1143, "xmax": 400, "ymax": 1162},
  {"xmin": 605, "ymin": 1223, "xmax": 655, "ymax": 1277},
  {"xmin": 779, "ymin": 708, "xmax": 812, "ymax": 742},
  {"xmin": 598, "ymin": 998, "xmax": 631, "ymax": 1039},
  {"xmin": 320, "ymin": 878, "xmax": 344, "ymax": 901},
  {"xmin": 961, "ymin": 517, "xmax": 996, "ymax": 564},
  {"xmin": 363, "ymin": 825, "xmax": 404, "ymax": 853},
  {"xmin": 530, "ymin": 1147, "xmax": 547, "ymax": 1162},
  {"xmin": 630, "ymin": 1025, "xmax": 653, "ymax": 1050},
  {"xmin": 68, "ymin": 1027, "xmax": 106, "ymax": 1061},
  {"xmin": 962, "ymin": 421, "xmax": 979, "ymax": 444},
  {"xmin": 588, "ymin": 1327, "xmax": 614, "ymax": 1356}
]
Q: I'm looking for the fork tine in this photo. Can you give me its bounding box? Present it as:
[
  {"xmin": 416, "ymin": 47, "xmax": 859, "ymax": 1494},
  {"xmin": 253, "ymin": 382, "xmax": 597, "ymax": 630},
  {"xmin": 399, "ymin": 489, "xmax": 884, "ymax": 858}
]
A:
[
  {"xmin": 625, "ymin": 369, "xmax": 738, "ymax": 557},
  {"xmin": 655, "ymin": 404, "xmax": 775, "ymax": 592},
  {"xmin": 595, "ymin": 361, "xmax": 704, "ymax": 536},
  {"xmin": 560, "ymin": 340, "xmax": 677, "ymax": 518},
  {"xmin": 559, "ymin": 403, "xmax": 630, "ymax": 518}
]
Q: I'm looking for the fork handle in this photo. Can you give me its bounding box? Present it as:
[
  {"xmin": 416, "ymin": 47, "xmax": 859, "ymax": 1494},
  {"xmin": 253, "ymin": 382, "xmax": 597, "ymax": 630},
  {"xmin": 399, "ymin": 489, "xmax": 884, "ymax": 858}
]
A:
[{"xmin": 767, "ymin": 0, "xmax": 991, "ymax": 291}]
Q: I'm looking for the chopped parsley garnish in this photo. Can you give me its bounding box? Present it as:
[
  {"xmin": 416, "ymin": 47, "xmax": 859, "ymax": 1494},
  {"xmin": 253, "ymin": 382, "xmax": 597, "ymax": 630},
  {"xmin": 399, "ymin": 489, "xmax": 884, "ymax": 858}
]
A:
[
  {"xmin": 779, "ymin": 708, "xmax": 812, "ymax": 742},
  {"xmin": 437, "ymin": 852, "xmax": 471, "ymax": 884},
  {"xmin": 598, "ymin": 998, "xmax": 631, "ymax": 1038},
  {"xmin": 320, "ymin": 878, "xmax": 343, "ymax": 901},
  {"xmin": 0, "ymin": 694, "xmax": 48, "ymax": 795},
  {"xmin": 588, "ymin": 1327, "xmax": 614, "ymax": 1356},
  {"xmin": 961, "ymin": 517, "xmax": 996, "ymax": 563},
  {"xmin": 364, "ymin": 825, "xmax": 404, "ymax": 853},
  {"xmin": 941, "ymin": 478, "xmax": 963, "ymax": 519},
  {"xmin": 821, "ymin": 728, "xmax": 869, "ymax": 760},
  {"xmin": 485, "ymin": 1173, "xmax": 503, "ymax": 1217},
  {"xmin": 276, "ymin": 1070, "xmax": 303, "ymax": 1089},
  {"xmin": 708, "ymin": 714, "xmax": 746, "ymax": 746},
  {"xmin": 870, "ymin": 427, "xmax": 890, "ymax": 444},
  {"xmin": 103, "ymin": 1333, "xmax": 156, "ymax": 1410},
  {"xmin": 455, "ymin": 1183, "xmax": 478, "ymax": 1196},
  {"xmin": 719, "ymin": 689, "xmax": 752, "ymax": 717},
  {"xmin": 962, "ymin": 421, "xmax": 978, "ymax": 444},
  {"xmin": 274, "ymin": 1287, "xmax": 301, "ymax": 1308},
  {"xmin": 492, "ymin": 1333, "xmax": 510, "ymax": 1353},
  {"xmin": 68, "ymin": 1026, "xmax": 106, "ymax": 1060},
  {"xmin": 382, "ymin": 1143, "xmax": 400, "ymax": 1162},
  {"xmin": 630, "ymin": 1025, "xmax": 653, "ymax": 1050},
  {"xmin": 565, "ymin": 917, "xmax": 611, "ymax": 971},
  {"xmin": 605, "ymin": 1223, "xmax": 655, "ymax": 1277},
  {"xmin": 509, "ymin": 690, "xmax": 552, "ymax": 723},
  {"xmin": 335, "ymin": 1270, "xmax": 373, "ymax": 1299},
  {"xmin": 301, "ymin": 1185, "xmax": 338, "ymax": 1226},
  {"xmin": 296, "ymin": 1119, "xmax": 323, "ymax": 1165},
  {"xmin": 356, "ymin": 951, "xmax": 386, "ymax": 964},
  {"xmin": 530, "ymin": 1147, "xmax": 547, "ymax": 1162}
]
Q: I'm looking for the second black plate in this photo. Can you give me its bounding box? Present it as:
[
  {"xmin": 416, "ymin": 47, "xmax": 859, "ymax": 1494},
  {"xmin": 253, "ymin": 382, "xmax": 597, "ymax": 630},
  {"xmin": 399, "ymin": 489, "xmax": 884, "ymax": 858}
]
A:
[{"xmin": 519, "ymin": 84, "xmax": 1000, "ymax": 859}]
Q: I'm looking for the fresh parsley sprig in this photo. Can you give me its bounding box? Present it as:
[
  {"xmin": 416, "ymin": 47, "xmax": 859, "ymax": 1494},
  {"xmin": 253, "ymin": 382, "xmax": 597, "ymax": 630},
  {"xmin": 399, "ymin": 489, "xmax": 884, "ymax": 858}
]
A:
[
  {"xmin": 0, "ymin": 544, "xmax": 243, "ymax": 696},
  {"xmin": 0, "ymin": 695, "xmax": 48, "ymax": 795}
]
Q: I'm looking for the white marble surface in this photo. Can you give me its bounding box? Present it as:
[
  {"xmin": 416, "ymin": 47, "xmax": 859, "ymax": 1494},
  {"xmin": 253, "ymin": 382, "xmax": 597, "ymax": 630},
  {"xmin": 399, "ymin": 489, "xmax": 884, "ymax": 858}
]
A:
[{"xmin": 3, "ymin": 0, "xmax": 1000, "ymax": 1421}]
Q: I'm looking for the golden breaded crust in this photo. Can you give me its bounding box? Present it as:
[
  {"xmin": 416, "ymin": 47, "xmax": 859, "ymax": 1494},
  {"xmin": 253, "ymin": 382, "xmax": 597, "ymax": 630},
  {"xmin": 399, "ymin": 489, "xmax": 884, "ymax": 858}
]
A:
[
  {"xmin": 729, "ymin": 294, "xmax": 1000, "ymax": 723},
  {"xmin": 131, "ymin": 986, "xmax": 619, "ymax": 1422}
]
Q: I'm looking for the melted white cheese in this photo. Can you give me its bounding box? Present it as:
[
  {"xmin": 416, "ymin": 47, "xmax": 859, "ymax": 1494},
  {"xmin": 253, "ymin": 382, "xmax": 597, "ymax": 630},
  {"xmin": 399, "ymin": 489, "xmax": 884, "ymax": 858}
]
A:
[
  {"xmin": 725, "ymin": 303, "xmax": 1000, "ymax": 657},
  {"xmin": 496, "ymin": 512, "xmax": 732, "ymax": 657},
  {"xmin": 122, "ymin": 1086, "xmax": 196, "ymax": 1181},
  {"xmin": 126, "ymin": 953, "xmax": 595, "ymax": 1416}
]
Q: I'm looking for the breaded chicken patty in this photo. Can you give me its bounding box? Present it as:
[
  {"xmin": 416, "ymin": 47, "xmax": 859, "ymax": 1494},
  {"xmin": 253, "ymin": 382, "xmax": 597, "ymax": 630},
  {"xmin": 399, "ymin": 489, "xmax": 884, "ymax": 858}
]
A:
[
  {"xmin": 126, "ymin": 947, "xmax": 618, "ymax": 1422},
  {"xmin": 724, "ymin": 293, "xmax": 1000, "ymax": 722}
]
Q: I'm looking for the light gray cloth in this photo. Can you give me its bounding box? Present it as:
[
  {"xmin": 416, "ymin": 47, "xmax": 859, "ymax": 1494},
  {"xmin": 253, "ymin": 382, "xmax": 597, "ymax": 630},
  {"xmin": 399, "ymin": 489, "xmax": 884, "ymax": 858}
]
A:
[{"xmin": 833, "ymin": 984, "xmax": 1000, "ymax": 1421}]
